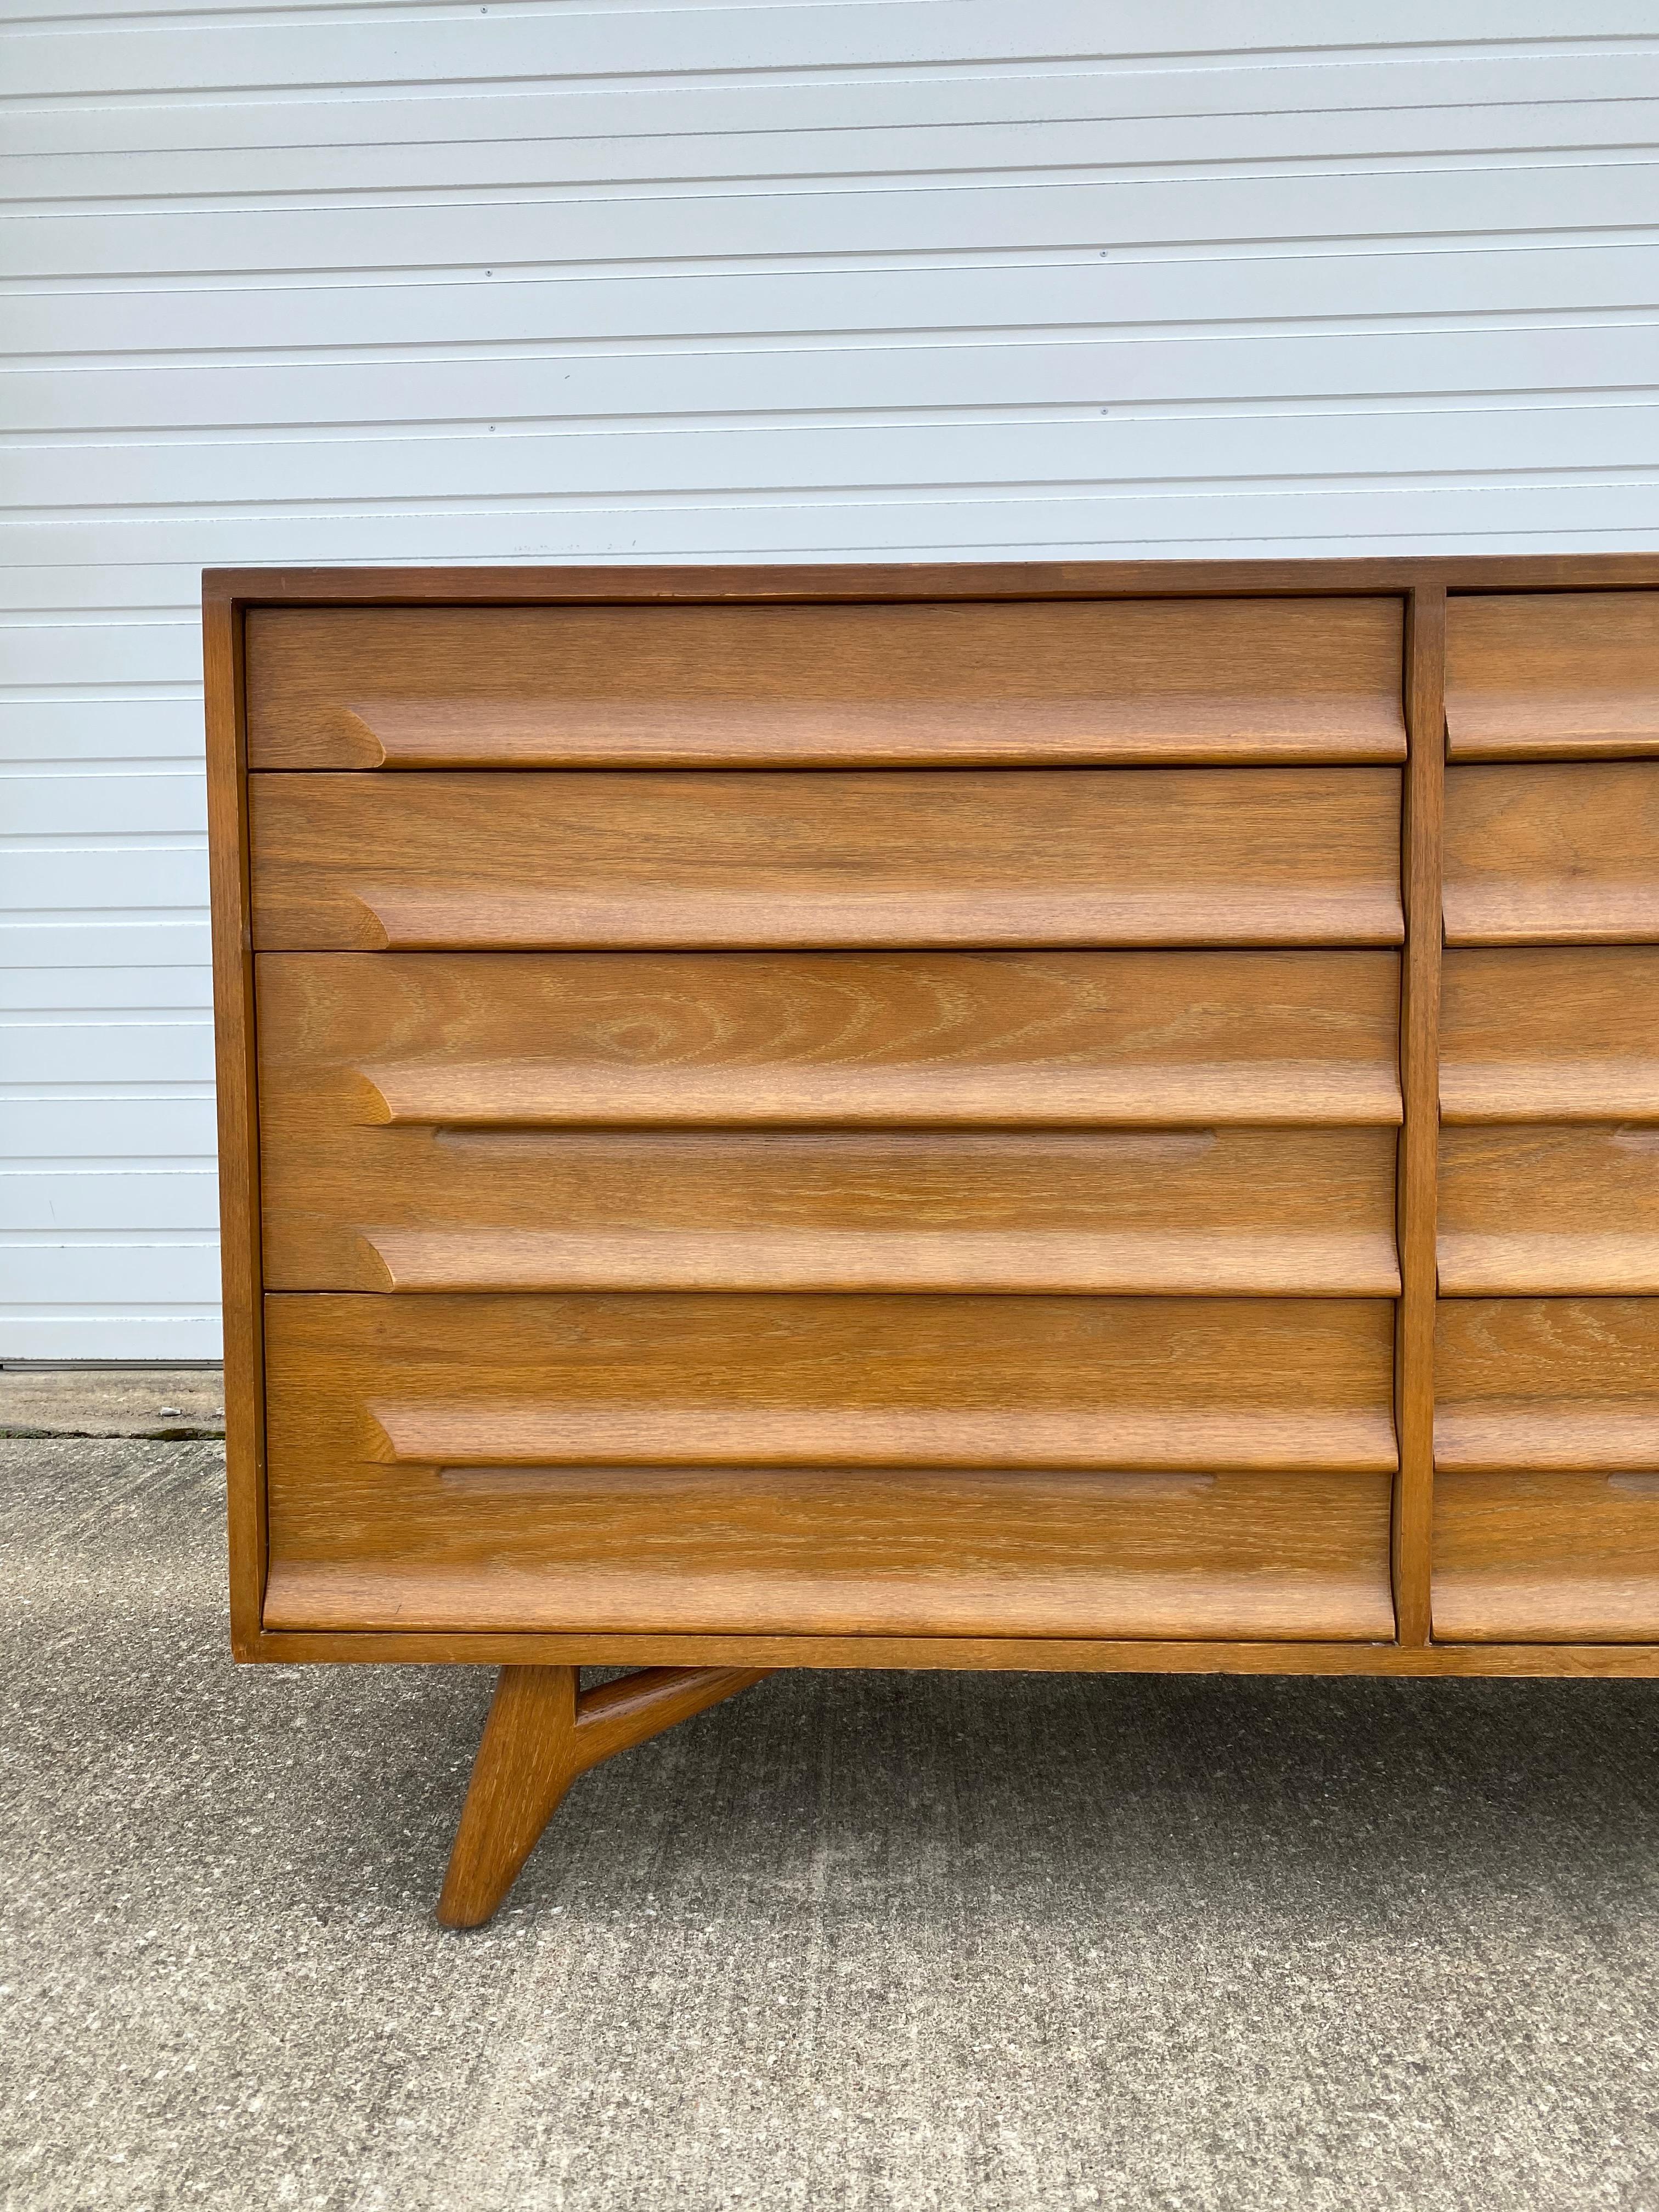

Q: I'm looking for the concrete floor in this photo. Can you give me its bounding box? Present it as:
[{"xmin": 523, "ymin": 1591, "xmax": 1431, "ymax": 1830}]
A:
[{"xmin": 5, "ymin": 1431, "xmax": 1659, "ymax": 2211}]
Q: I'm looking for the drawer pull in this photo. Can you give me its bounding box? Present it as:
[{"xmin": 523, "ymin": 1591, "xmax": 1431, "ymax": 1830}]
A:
[
  {"xmin": 357, "ymin": 1225, "xmax": 1401, "ymax": 1298},
  {"xmin": 364, "ymin": 1399, "xmax": 1399, "ymax": 1473},
  {"xmin": 356, "ymin": 1059, "xmax": 1403, "ymax": 1131}
]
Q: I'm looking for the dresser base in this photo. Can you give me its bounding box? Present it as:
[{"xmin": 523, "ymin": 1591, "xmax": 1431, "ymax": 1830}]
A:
[{"xmin": 438, "ymin": 1663, "xmax": 771, "ymax": 1927}]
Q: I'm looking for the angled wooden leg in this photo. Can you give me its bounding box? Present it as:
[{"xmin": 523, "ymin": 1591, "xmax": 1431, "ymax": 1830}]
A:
[
  {"xmin": 437, "ymin": 1664, "xmax": 579, "ymax": 1928},
  {"xmin": 436, "ymin": 1663, "xmax": 771, "ymax": 1927}
]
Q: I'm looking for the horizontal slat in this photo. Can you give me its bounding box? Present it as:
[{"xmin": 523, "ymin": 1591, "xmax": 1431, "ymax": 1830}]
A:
[
  {"xmin": 0, "ymin": 697, "xmax": 201, "ymax": 762},
  {"xmin": 1, "ymin": 769, "xmax": 204, "ymax": 836},
  {"xmin": 9, "ymin": 47, "xmax": 1657, "ymax": 155},
  {"xmin": 0, "ymin": 1167, "xmax": 217, "ymax": 1231},
  {"xmin": 259, "ymin": 946, "xmax": 1402, "ymax": 1139},
  {"xmin": 0, "ymin": 1308, "xmax": 222, "ymax": 1359},
  {"xmin": 1446, "ymin": 590, "xmax": 1659, "ymax": 758},
  {"xmin": 1439, "ymin": 1125, "xmax": 1659, "ymax": 1293},
  {"xmin": 0, "ymin": 1240, "xmax": 219, "ymax": 1301},
  {"xmin": 14, "ymin": 327, "xmax": 1659, "ymax": 438},
  {"xmin": 12, "ymin": 481, "xmax": 1659, "ymax": 575},
  {"xmin": 264, "ymin": 1287, "xmax": 1400, "ymax": 1474},
  {"xmin": 16, "ymin": 407, "xmax": 1659, "ymax": 512},
  {"xmin": 0, "ymin": 962, "xmax": 212, "ymax": 1012},
  {"xmin": 1441, "ymin": 949, "xmax": 1659, "ymax": 1119},
  {"xmin": 12, "ymin": 246, "xmax": 1658, "ymax": 362},
  {"xmin": 0, "ymin": 1018, "xmax": 213, "ymax": 1086},
  {"xmin": 0, "ymin": 1097, "xmax": 216, "ymax": 1159},
  {"xmin": 10, "ymin": 3, "xmax": 1651, "ymax": 99},
  {"xmin": 1444, "ymin": 763, "xmax": 1659, "ymax": 943},
  {"xmin": 261, "ymin": 1116, "xmax": 1398, "ymax": 1298},
  {"xmin": 249, "ymin": 769, "xmax": 1404, "ymax": 951},
  {"xmin": 1435, "ymin": 1470, "xmax": 1659, "ymax": 1641},
  {"xmin": 245, "ymin": 598, "xmax": 1404, "ymax": 770},
  {"xmin": 12, "ymin": 103, "xmax": 1659, "ymax": 207},
  {"xmin": 262, "ymin": 1465, "xmax": 1396, "ymax": 1640},
  {"xmin": 1436, "ymin": 1297, "xmax": 1659, "ymax": 1470},
  {"xmin": 0, "ymin": 847, "xmax": 207, "ymax": 915}
]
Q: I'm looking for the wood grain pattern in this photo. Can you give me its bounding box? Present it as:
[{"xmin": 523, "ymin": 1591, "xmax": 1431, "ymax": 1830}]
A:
[
  {"xmin": 1435, "ymin": 1298, "xmax": 1659, "ymax": 1471},
  {"xmin": 256, "ymin": 947, "xmax": 1401, "ymax": 1294},
  {"xmin": 1444, "ymin": 763, "xmax": 1659, "ymax": 943},
  {"xmin": 264, "ymin": 1126, "xmax": 1400, "ymax": 1297},
  {"xmin": 261, "ymin": 1290, "xmax": 1397, "ymax": 1638},
  {"xmin": 203, "ymin": 586, "xmax": 266, "ymax": 1658},
  {"xmin": 1441, "ymin": 949, "xmax": 1659, "ymax": 1121},
  {"xmin": 1439, "ymin": 1125, "xmax": 1659, "ymax": 1293},
  {"xmin": 264, "ymin": 1466, "xmax": 1395, "ymax": 1641},
  {"xmin": 249, "ymin": 768, "xmax": 1406, "ymax": 951},
  {"xmin": 437, "ymin": 1663, "xmax": 769, "ymax": 1926},
  {"xmin": 264, "ymin": 1291, "xmax": 1398, "ymax": 1479},
  {"xmin": 1446, "ymin": 590, "xmax": 1659, "ymax": 759},
  {"xmin": 1434, "ymin": 1471, "xmax": 1659, "ymax": 1641},
  {"xmin": 257, "ymin": 948, "xmax": 1403, "ymax": 1131},
  {"xmin": 244, "ymin": 597, "xmax": 1407, "ymax": 770},
  {"xmin": 1392, "ymin": 583, "xmax": 1445, "ymax": 1647}
]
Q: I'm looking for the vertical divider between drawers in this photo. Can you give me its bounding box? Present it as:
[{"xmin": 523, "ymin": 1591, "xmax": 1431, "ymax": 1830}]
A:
[{"xmin": 1393, "ymin": 584, "xmax": 1447, "ymax": 1644}]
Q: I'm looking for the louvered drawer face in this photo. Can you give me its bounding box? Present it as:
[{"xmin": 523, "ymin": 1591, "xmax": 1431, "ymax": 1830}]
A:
[
  {"xmin": 257, "ymin": 949, "xmax": 1402, "ymax": 1296},
  {"xmin": 1441, "ymin": 949, "xmax": 1659, "ymax": 1121},
  {"xmin": 1439, "ymin": 1127, "xmax": 1659, "ymax": 1295},
  {"xmin": 1446, "ymin": 590, "xmax": 1659, "ymax": 760},
  {"xmin": 1444, "ymin": 763, "xmax": 1659, "ymax": 943},
  {"xmin": 261, "ymin": 1292, "xmax": 1397, "ymax": 1639},
  {"xmin": 247, "ymin": 768, "xmax": 1405, "ymax": 951},
  {"xmin": 244, "ymin": 596, "xmax": 1407, "ymax": 770},
  {"xmin": 1435, "ymin": 1299, "xmax": 1659, "ymax": 1473},
  {"xmin": 1433, "ymin": 1300, "xmax": 1659, "ymax": 1636}
]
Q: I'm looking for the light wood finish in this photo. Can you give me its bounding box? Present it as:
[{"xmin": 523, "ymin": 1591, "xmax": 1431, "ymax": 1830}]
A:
[
  {"xmin": 258, "ymin": 947, "xmax": 1403, "ymax": 1131},
  {"xmin": 249, "ymin": 768, "xmax": 1405, "ymax": 951},
  {"xmin": 268, "ymin": 1467, "xmax": 1396, "ymax": 1641},
  {"xmin": 1444, "ymin": 763, "xmax": 1659, "ymax": 943},
  {"xmin": 257, "ymin": 947, "xmax": 1400, "ymax": 1294},
  {"xmin": 262, "ymin": 1291, "xmax": 1396, "ymax": 1637},
  {"xmin": 264, "ymin": 1289, "xmax": 1398, "ymax": 1477},
  {"xmin": 204, "ymin": 586, "xmax": 267, "ymax": 1658},
  {"xmin": 199, "ymin": 561, "xmax": 1659, "ymax": 1806},
  {"xmin": 264, "ymin": 1125, "xmax": 1399, "ymax": 1298},
  {"xmin": 1441, "ymin": 948, "xmax": 1659, "ymax": 1121},
  {"xmin": 1440, "ymin": 1125, "xmax": 1659, "ymax": 1294},
  {"xmin": 1392, "ymin": 584, "xmax": 1445, "ymax": 1646},
  {"xmin": 1434, "ymin": 1472, "xmax": 1659, "ymax": 1642},
  {"xmin": 1435, "ymin": 1298, "xmax": 1659, "ymax": 1471},
  {"xmin": 245, "ymin": 597, "xmax": 1407, "ymax": 770},
  {"xmin": 437, "ymin": 1663, "xmax": 770, "ymax": 1927},
  {"xmin": 1446, "ymin": 590, "xmax": 1659, "ymax": 759}
]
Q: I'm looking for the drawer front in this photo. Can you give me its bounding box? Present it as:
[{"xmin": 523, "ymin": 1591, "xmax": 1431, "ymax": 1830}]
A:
[
  {"xmin": 248, "ymin": 768, "xmax": 1404, "ymax": 951},
  {"xmin": 257, "ymin": 949, "xmax": 1401, "ymax": 1295},
  {"xmin": 1434, "ymin": 1471, "xmax": 1659, "ymax": 1641},
  {"xmin": 262, "ymin": 1293, "xmax": 1396, "ymax": 1638},
  {"xmin": 244, "ymin": 596, "xmax": 1407, "ymax": 771},
  {"xmin": 1441, "ymin": 949, "xmax": 1659, "ymax": 1121},
  {"xmin": 1444, "ymin": 763, "xmax": 1659, "ymax": 943},
  {"xmin": 1435, "ymin": 1298, "xmax": 1659, "ymax": 1472},
  {"xmin": 1446, "ymin": 590, "xmax": 1659, "ymax": 760},
  {"xmin": 1439, "ymin": 1126, "xmax": 1659, "ymax": 1295},
  {"xmin": 1434, "ymin": 1300, "xmax": 1659, "ymax": 1638}
]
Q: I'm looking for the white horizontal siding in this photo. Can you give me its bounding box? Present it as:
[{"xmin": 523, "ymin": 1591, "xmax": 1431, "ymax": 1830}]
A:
[{"xmin": 3, "ymin": 0, "xmax": 1657, "ymax": 1355}]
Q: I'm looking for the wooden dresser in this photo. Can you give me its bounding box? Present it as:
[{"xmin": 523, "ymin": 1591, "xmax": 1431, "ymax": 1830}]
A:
[{"xmin": 206, "ymin": 558, "xmax": 1659, "ymax": 1924}]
